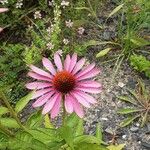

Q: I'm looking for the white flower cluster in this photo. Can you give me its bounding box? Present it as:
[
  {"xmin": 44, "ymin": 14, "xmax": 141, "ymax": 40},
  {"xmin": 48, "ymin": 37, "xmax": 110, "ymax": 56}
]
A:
[
  {"xmin": 0, "ymin": 0, "xmax": 8, "ymax": 5},
  {"xmin": 77, "ymin": 27, "xmax": 85, "ymax": 35},
  {"xmin": 46, "ymin": 42, "xmax": 54, "ymax": 50},
  {"xmin": 16, "ymin": 0, "xmax": 23, "ymax": 9},
  {"xmin": 61, "ymin": 0, "xmax": 69, "ymax": 8},
  {"xmin": 34, "ymin": 11, "xmax": 42, "ymax": 19}
]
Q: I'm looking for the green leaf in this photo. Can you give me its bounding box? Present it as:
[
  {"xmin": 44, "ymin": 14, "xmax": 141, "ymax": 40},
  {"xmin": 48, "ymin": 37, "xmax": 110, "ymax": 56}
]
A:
[
  {"xmin": 74, "ymin": 135, "xmax": 100, "ymax": 145},
  {"xmin": 26, "ymin": 111, "xmax": 43, "ymax": 128},
  {"xmin": 75, "ymin": 119, "xmax": 84, "ymax": 136},
  {"xmin": 27, "ymin": 128, "xmax": 56, "ymax": 144},
  {"xmin": 130, "ymin": 37, "xmax": 150, "ymax": 47},
  {"xmin": 117, "ymin": 108, "xmax": 140, "ymax": 114},
  {"xmin": 84, "ymin": 40, "xmax": 120, "ymax": 47},
  {"xmin": 0, "ymin": 107, "xmax": 9, "ymax": 116},
  {"xmin": 58, "ymin": 125, "xmax": 74, "ymax": 149},
  {"xmin": 96, "ymin": 123, "xmax": 102, "ymax": 141},
  {"xmin": 0, "ymin": 118, "xmax": 20, "ymax": 128},
  {"xmin": 119, "ymin": 116, "xmax": 139, "ymax": 127},
  {"xmin": 107, "ymin": 144, "xmax": 125, "ymax": 150},
  {"xmin": 66, "ymin": 113, "xmax": 80, "ymax": 128},
  {"xmin": 117, "ymin": 96, "xmax": 137, "ymax": 105},
  {"xmin": 108, "ymin": 4, "xmax": 124, "ymax": 18},
  {"xmin": 75, "ymin": 143, "xmax": 108, "ymax": 150},
  {"xmin": 15, "ymin": 91, "xmax": 34, "ymax": 113},
  {"xmin": 44, "ymin": 114, "xmax": 54, "ymax": 128},
  {"xmin": 96, "ymin": 48, "xmax": 112, "ymax": 58}
]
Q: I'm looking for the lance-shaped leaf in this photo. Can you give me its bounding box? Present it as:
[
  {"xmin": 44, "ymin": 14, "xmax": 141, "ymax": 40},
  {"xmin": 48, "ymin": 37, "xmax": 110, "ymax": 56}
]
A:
[{"xmin": 117, "ymin": 108, "xmax": 141, "ymax": 114}]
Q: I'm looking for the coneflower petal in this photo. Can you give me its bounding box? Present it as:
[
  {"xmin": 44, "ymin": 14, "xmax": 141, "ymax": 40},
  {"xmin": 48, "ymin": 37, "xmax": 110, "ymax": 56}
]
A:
[
  {"xmin": 75, "ymin": 87, "xmax": 102, "ymax": 94},
  {"xmin": 70, "ymin": 94, "xmax": 84, "ymax": 118},
  {"xmin": 28, "ymin": 72, "xmax": 52, "ymax": 82},
  {"xmin": 51, "ymin": 94, "xmax": 62, "ymax": 118},
  {"xmin": 31, "ymin": 88, "xmax": 53, "ymax": 99},
  {"xmin": 54, "ymin": 53, "xmax": 63, "ymax": 71},
  {"xmin": 68, "ymin": 53, "xmax": 77, "ymax": 72},
  {"xmin": 74, "ymin": 90, "xmax": 97, "ymax": 104},
  {"xmin": 71, "ymin": 92, "xmax": 90, "ymax": 108},
  {"xmin": 77, "ymin": 80, "xmax": 102, "ymax": 88},
  {"xmin": 75, "ymin": 63, "xmax": 95, "ymax": 78},
  {"xmin": 64, "ymin": 54, "xmax": 71, "ymax": 71},
  {"xmin": 76, "ymin": 68, "xmax": 100, "ymax": 81},
  {"xmin": 42, "ymin": 57, "xmax": 56, "ymax": 75},
  {"xmin": 65, "ymin": 94, "xmax": 74, "ymax": 113},
  {"xmin": 72, "ymin": 58, "xmax": 85, "ymax": 74},
  {"xmin": 26, "ymin": 82, "xmax": 52, "ymax": 90},
  {"xmin": 42, "ymin": 93, "xmax": 60, "ymax": 115},
  {"xmin": 30, "ymin": 65, "xmax": 52, "ymax": 78},
  {"xmin": 32, "ymin": 91, "xmax": 55, "ymax": 107}
]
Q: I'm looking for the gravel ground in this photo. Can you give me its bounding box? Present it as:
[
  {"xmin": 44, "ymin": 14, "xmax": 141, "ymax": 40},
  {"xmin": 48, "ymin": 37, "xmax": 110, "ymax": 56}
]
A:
[{"xmin": 80, "ymin": 1, "xmax": 150, "ymax": 149}]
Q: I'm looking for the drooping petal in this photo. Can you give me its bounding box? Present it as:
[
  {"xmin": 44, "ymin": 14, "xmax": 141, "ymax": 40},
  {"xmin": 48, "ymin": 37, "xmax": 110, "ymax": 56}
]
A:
[
  {"xmin": 64, "ymin": 54, "xmax": 71, "ymax": 71},
  {"xmin": 75, "ymin": 87, "xmax": 102, "ymax": 94},
  {"xmin": 75, "ymin": 63, "xmax": 95, "ymax": 78},
  {"xmin": 77, "ymin": 80, "xmax": 102, "ymax": 88},
  {"xmin": 54, "ymin": 53, "xmax": 63, "ymax": 71},
  {"xmin": 0, "ymin": 27, "xmax": 3, "ymax": 32},
  {"xmin": 28, "ymin": 72, "xmax": 51, "ymax": 82},
  {"xmin": 42, "ymin": 57, "xmax": 56, "ymax": 75},
  {"xmin": 0, "ymin": 8, "xmax": 8, "ymax": 13},
  {"xmin": 42, "ymin": 93, "xmax": 60, "ymax": 115},
  {"xmin": 68, "ymin": 53, "xmax": 77, "ymax": 72},
  {"xmin": 76, "ymin": 68, "xmax": 100, "ymax": 81},
  {"xmin": 50, "ymin": 94, "xmax": 62, "ymax": 118},
  {"xmin": 69, "ymin": 94, "xmax": 84, "ymax": 118},
  {"xmin": 71, "ymin": 92, "xmax": 90, "ymax": 108},
  {"xmin": 72, "ymin": 58, "xmax": 85, "ymax": 74},
  {"xmin": 30, "ymin": 65, "xmax": 52, "ymax": 78},
  {"xmin": 31, "ymin": 88, "xmax": 53, "ymax": 99},
  {"xmin": 65, "ymin": 94, "xmax": 73, "ymax": 113},
  {"xmin": 74, "ymin": 90, "xmax": 97, "ymax": 104},
  {"xmin": 26, "ymin": 82, "xmax": 52, "ymax": 90},
  {"xmin": 32, "ymin": 91, "xmax": 55, "ymax": 107}
]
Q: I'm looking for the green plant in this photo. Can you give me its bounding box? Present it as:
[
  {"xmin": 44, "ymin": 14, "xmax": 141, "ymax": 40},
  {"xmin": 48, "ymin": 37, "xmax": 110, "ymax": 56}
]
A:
[
  {"xmin": 0, "ymin": 89, "xmax": 126, "ymax": 150},
  {"xmin": 130, "ymin": 54, "xmax": 150, "ymax": 78},
  {"xmin": 117, "ymin": 79, "xmax": 150, "ymax": 127}
]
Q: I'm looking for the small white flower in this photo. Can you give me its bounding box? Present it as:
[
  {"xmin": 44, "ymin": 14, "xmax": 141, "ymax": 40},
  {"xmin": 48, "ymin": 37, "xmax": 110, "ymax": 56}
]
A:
[
  {"xmin": 61, "ymin": 0, "xmax": 69, "ymax": 8},
  {"xmin": 16, "ymin": 2, "xmax": 23, "ymax": 8},
  {"xmin": 78, "ymin": 27, "xmax": 85, "ymax": 35},
  {"xmin": 0, "ymin": 0, "xmax": 8, "ymax": 5},
  {"xmin": 63, "ymin": 38, "xmax": 69, "ymax": 45},
  {"xmin": 48, "ymin": 0, "xmax": 54, "ymax": 6},
  {"xmin": 118, "ymin": 82, "xmax": 125, "ymax": 88},
  {"xmin": 65, "ymin": 20, "xmax": 73, "ymax": 28},
  {"xmin": 34, "ymin": 11, "xmax": 42, "ymax": 19},
  {"xmin": 46, "ymin": 42, "xmax": 54, "ymax": 50},
  {"xmin": 46, "ymin": 27, "xmax": 52, "ymax": 34}
]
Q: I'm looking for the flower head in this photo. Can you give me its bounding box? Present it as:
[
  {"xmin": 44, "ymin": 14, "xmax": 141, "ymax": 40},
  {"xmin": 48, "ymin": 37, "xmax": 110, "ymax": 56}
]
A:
[
  {"xmin": 26, "ymin": 52, "xmax": 101, "ymax": 118},
  {"xmin": 78, "ymin": 27, "xmax": 85, "ymax": 35},
  {"xmin": 61, "ymin": 0, "xmax": 69, "ymax": 8},
  {"xmin": 65, "ymin": 20, "xmax": 73, "ymax": 28},
  {"xmin": 34, "ymin": 11, "xmax": 42, "ymax": 19},
  {"xmin": 63, "ymin": 38, "xmax": 69, "ymax": 45}
]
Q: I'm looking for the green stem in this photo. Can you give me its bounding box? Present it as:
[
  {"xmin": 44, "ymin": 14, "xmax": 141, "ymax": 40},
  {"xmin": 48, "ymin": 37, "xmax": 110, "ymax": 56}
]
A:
[
  {"xmin": 0, "ymin": 90, "xmax": 25, "ymax": 130},
  {"xmin": 62, "ymin": 95, "xmax": 66, "ymax": 126}
]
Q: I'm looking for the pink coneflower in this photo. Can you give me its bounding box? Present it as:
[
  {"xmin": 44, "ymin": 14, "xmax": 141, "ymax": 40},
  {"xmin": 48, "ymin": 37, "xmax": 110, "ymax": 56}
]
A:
[
  {"xmin": 26, "ymin": 52, "xmax": 102, "ymax": 118},
  {"xmin": 0, "ymin": 8, "xmax": 8, "ymax": 32}
]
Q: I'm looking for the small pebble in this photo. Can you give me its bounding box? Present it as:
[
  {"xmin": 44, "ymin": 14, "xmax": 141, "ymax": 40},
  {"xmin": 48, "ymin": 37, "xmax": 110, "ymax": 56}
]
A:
[
  {"xmin": 130, "ymin": 127, "xmax": 139, "ymax": 132},
  {"xmin": 101, "ymin": 117, "xmax": 108, "ymax": 121},
  {"xmin": 136, "ymin": 123, "xmax": 140, "ymax": 127},
  {"xmin": 118, "ymin": 82, "xmax": 125, "ymax": 88},
  {"xmin": 122, "ymin": 134, "xmax": 127, "ymax": 139}
]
